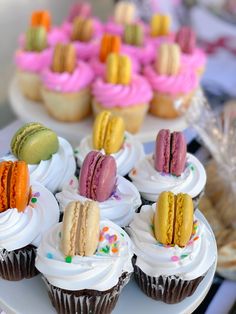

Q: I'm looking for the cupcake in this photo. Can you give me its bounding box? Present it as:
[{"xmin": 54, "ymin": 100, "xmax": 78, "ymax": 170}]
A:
[
  {"xmin": 41, "ymin": 43, "xmax": 94, "ymax": 122},
  {"xmin": 129, "ymin": 129, "xmax": 207, "ymax": 208},
  {"xmin": 15, "ymin": 25, "xmax": 52, "ymax": 102},
  {"xmin": 64, "ymin": 16, "xmax": 103, "ymax": 61},
  {"xmin": 75, "ymin": 111, "xmax": 145, "ymax": 176},
  {"xmin": 35, "ymin": 200, "xmax": 133, "ymax": 314},
  {"xmin": 144, "ymin": 43, "xmax": 198, "ymax": 119},
  {"xmin": 1, "ymin": 122, "xmax": 76, "ymax": 194},
  {"xmin": 90, "ymin": 33, "xmax": 141, "ymax": 77},
  {"xmin": 57, "ymin": 151, "xmax": 141, "ymax": 227},
  {"xmin": 0, "ymin": 160, "xmax": 59, "ymax": 281},
  {"xmin": 128, "ymin": 192, "xmax": 217, "ymax": 303},
  {"xmin": 92, "ymin": 53, "xmax": 153, "ymax": 133},
  {"xmin": 175, "ymin": 26, "xmax": 207, "ymax": 77},
  {"xmin": 122, "ymin": 23, "xmax": 155, "ymax": 67}
]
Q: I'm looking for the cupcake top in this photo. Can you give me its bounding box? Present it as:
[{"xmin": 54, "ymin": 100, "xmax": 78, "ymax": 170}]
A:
[
  {"xmin": 42, "ymin": 43, "xmax": 94, "ymax": 93},
  {"xmin": 129, "ymin": 129, "xmax": 206, "ymax": 201},
  {"xmin": 144, "ymin": 43, "xmax": 198, "ymax": 95},
  {"xmin": 36, "ymin": 201, "xmax": 133, "ymax": 291},
  {"xmin": 92, "ymin": 53, "xmax": 153, "ymax": 108},
  {"xmin": 128, "ymin": 193, "xmax": 216, "ymax": 280},
  {"xmin": 2, "ymin": 122, "xmax": 76, "ymax": 194},
  {"xmin": 0, "ymin": 161, "xmax": 59, "ymax": 251}
]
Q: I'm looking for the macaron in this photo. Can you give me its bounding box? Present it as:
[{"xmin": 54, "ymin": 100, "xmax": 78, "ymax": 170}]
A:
[
  {"xmin": 31, "ymin": 10, "xmax": 51, "ymax": 32},
  {"xmin": 51, "ymin": 43, "xmax": 76, "ymax": 74},
  {"xmin": 25, "ymin": 26, "xmax": 47, "ymax": 52},
  {"xmin": 106, "ymin": 53, "xmax": 132, "ymax": 85},
  {"xmin": 156, "ymin": 43, "xmax": 181, "ymax": 76},
  {"xmin": 124, "ymin": 24, "xmax": 144, "ymax": 46},
  {"xmin": 175, "ymin": 26, "xmax": 196, "ymax": 54},
  {"xmin": 150, "ymin": 14, "xmax": 171, "ymax": 37},
  {"xmin": 114, "ymin": 1, "xmax": 136, "ymax": 25},
  {"xmin": 79, "ymin": 151, "xmax": 117, "ymax": 202},
  {"xmin": 99, "ymin": 34, "xmax": 121, "ymax": 63},
  {"xmin": 71, "ymin": 17, "xmax": 94, "ymax": 42},
  {"xmin": 93, "ymin": 111, "xmax": 125, "ymax": 154},
  {"xmin": 0, "ymin": 161, "xmax": 30, "ymax": 213},
  {"xmin": 11, "ymin": 122, "xmax": 59, "ymax": 165},
  {"xmin": 154, "ymin": 191, "xmax": 193, "ymax": 247},
  {"xmin": 61, "ymin": 200, "xmax": 100, "ymax": 257},
  {"xmin": 154, "ymin": 129, "xmax": 186, "ymax": 176}
]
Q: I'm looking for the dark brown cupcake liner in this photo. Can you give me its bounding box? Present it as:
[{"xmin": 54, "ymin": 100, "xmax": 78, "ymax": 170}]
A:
[
  {"xmin": 133, "ymin": 259, "xmax": 204, "ymax": 304},
  {"xmin": 0, "ymin": 244, "xmax": 38, "ymax": 281},
  {"xmin": 42, "ymin": 272, "xmax": 131, "ymax": 314}
]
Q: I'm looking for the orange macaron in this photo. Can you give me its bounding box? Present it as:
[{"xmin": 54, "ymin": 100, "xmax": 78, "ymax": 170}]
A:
[{"xmin": 0, "ymin": 161, "xmax": 30, "ymax": 213}]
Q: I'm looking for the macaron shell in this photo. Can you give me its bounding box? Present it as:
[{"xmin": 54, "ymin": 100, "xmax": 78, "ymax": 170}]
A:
[
  {"xmin": 118, "ymin": 55, "xmax": 131, "ymax": 85},
  {"xmin": 154, "ymin": 129, "xmax": 170, "ymax": 173},
  {"xmin": 104, "ymin": 116, "xmax": 125, "ymax": 155},
  {"xmin": 170, "ymin": 131, "xmax": 186, "ymax": 176},
  {"xmin": 176, "ymin": 27, "xmax": 196, "ymax": 54},
  {"xmin": 0, "ymin": 161, "xmax": 12, "ymax": 212},
  {"xmin": 79, "ymin": 151, "xmax": 102, "ymax": 198},
  {"xmin": 106, "ymin": 53, "xmax": 119, "ymax": 84},
  {"xmin": 91, "ymin": 155, "xmax": 117, "ymax": 202},
  {"xmin": 10, "ymin": 161, "xmax": 30, "ymax": 212},
  {"xmin": 92, "ymin": 111, "xmax": 111, "ymax": 150},
  {"xmin": 18, "ymin": 129, "xmax": 59, "ymax": 164},
  {"xmin": 174, "ymin": 193, "xmax": 193, "ymax": 247},
  {"xmin": 154, "ymin": 191, "xmax": 175, "ymax": 244},
  {"xmin": 64, "ymin": 44, "xmax": 77, "ymax": 74}
]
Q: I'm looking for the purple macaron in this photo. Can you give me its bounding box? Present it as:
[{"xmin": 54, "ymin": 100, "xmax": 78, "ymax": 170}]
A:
[
  {"xmin": 79, "ymin": 151, "xmax": 117, "ymax": 202},
  {"xmin": 154, "ymin": 129, "xmax": 186, "ymax": 176}
]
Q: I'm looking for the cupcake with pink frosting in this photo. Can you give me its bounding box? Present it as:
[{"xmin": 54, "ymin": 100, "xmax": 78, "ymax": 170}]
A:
[
  {"xmin": 144, "ymin": 43, "xmax": 198, "ymax": 119},
  {"xmin": 92, "ymin": 53, "xmax": 153, "ymax": 133},
  {"xmin": 175, "ymin": 26, "xmax": 207, "ymax": 77},
  {"xmin": 41, "ymin": 43, "xmax": 94, "ymax": 122},
  {"xmin": 15, "ymin": 26, "xmax": 52, "ymax": 102}
]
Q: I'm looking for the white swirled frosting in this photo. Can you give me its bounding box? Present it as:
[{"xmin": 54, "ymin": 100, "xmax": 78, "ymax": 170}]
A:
[
  {"xmin": 75, "ymin": 132, "xmax": 145, "ymax": 176},
  {"xmin": 129, "ymin": 153, "xmax": 206, "ymax": 201},
  {"xmin": 128, "ymin": 205, "xmax": 216, "ymax": 280},
  {"xmin": 56, "ymin": 176, "xmax": 141, "ymax": 227},
  {"xmin": 0, "ymin": 183, "xmax": 59, "ymax": 251},
  {"xmin": 36, "ymin": 220, "xmax": 133, "ymax": 291},
  {"xmin": 2, "ymin": 137, "xmax": 76, "ymax": 194}
]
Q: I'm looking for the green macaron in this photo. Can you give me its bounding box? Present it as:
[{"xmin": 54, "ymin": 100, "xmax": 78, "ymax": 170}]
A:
[
  {"xmin": 11, "ymin": 122, "xmax": 59, "ymax": 164},
  {"xmin": 25, "ymin": 26, "xmax": 47, "ymax": 52},
  {"xmin": 124, "ymin": 24, "xmax": 144, "ymax": 46}
]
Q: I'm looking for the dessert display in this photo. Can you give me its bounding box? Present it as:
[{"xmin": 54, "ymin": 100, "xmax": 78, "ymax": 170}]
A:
[
  {"xmin": 41, "ymin": 43, "xmax": 94, "ymax": 122},
  {"xmin": 0, "ymin": 160, "xmax": 59, "ymax": 281},
  {"xmin": 56, "ymin": 151, "xmax": 141, "ymax": 227},
  {"xmin": 144, "ymin": 43, "xmax": 199, "ymax": 119},
  {"xmin": 128, "ymin": 192, "xmax": 217, "ymax": 303},
  {"xmin": 92, "ymin": 53, "xmax": 153, "ymax": 133},
  {"xmin": 1, "ymin": 122, "xmax": 76, "ymax": 194},
  {"xmin": 35, "ymin": 200, "xmax": 133, "ymax": 313},
  {"xmin": 129, "ymin": 129, "xmax": 206, "ymax": 207},
  {"xmin": 75, "ymin": 111, "xmax": 145, "ymax": 176}
]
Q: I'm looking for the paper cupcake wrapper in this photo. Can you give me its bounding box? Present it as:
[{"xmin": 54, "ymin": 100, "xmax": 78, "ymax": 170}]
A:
[
  {"xmin": 0, "ymin": 245, "xmax": 38, "ymax": 281},
  {"xmin": 43, "ymin": 272, "xmax": 131, "ymax": 314},
  {"xmin": 133, "ymin": 262, "xmax": 204, "ymax": 304}
]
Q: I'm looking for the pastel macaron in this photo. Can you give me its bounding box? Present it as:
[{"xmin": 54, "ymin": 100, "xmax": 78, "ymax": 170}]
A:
[
  {"xmin": 11, "ymin": 122, "xmax": 59, "ymax": 165},
  {"xmin": 61, "ymin": 200, "xmax": 100, "ymax": 257},
  {"xmin": 93, "ymin": 111, "xmax": 125, "ymax": 155},
  {"xmin": 154, "ymin": 191, "xmax": 193, "ymax": 247},
  {"xmin": 154, "ymin": 129, "xmax": 186, "ymax": 176},
  {"xmin": 79, "ymin": 151, "xmax": 117, "ymax": 202},
  {"xmin": 0, "ymin": 161, "xmax": 30, "ymax": 212}
]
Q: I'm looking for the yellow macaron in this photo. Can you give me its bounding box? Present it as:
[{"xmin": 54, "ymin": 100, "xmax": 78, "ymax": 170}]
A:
[{"xmin": 106, "ymin": 53, "xmax": 132, "ymax": 85}]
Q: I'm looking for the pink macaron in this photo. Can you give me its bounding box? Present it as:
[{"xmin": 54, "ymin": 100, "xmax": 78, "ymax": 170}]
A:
[
  {"xmin": 154, "ymin": 129, "xmax": 186, "ymax": 176},
  {"xmin": 79, "ymin": 151, "xmax": 117, "ymax": 202},
  {"xmin": 175, "ymin": 26, "xmax": 196, "ymax": 54}
]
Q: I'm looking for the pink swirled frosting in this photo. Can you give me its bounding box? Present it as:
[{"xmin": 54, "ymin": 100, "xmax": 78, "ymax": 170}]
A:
[
  {"xmin": 105, "ymin": 18, "xmax": 149, "ymax": 36},
  {"xmin": 181, "ymin": 48, "xmax": 207, "ymax": 72},
  {"xmin": 15, "ymin": 48, "xmax": 53, "ymax": 74},
  {"xmin": 122, "ymin": 40, "xmax": 155, "ymax": 65},
  {"xmin": 47, "ymin": 27, "xmax": 70, "ymax": 46},
  {"xmin": 92, "ymin": 75, "xmax": 153, "ymax": 107},
  {"xmin": 73, "ymin": 39, "xmax": 100, "ymax": 61},
  {"xmin": 42, "ymin": 61, "xmax": 94, "ymax": 93},
  {"xmin": 144, "ymin": 65, "xmax": 198, "ymax": 95}
]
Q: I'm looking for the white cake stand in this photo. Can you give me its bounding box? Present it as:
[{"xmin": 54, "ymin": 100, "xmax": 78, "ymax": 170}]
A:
[
  {"xmin": 9, "ymin": 77, "xmax": 188, "ymax": 146},
  {"xmin": 0, "ymin": 210, "xmax": 217, "ymax": 314}
]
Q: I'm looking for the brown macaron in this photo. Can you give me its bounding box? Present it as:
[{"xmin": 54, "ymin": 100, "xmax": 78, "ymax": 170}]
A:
[{"xmin": 51, "ymin": 43, "xmax": 76, "ymax": 73}]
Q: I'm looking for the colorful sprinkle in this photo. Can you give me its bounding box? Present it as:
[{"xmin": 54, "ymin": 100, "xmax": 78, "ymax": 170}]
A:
[
  {"xmin": 65, "ymin": 256, "xmax": 72, "ymax": 263},
  {"xmin": 46, "ymin": 253, "xmax": 53, "ymax": 259},
  {"xmin": 120, "ymin": 233, "xmax": 124, "ymax": 237},
  {"xmin": 31, "ymin": 197, "xmax": 37, "ymax": 203},
  {"xmin": 171, "ymin": 256, "xmax": 180, "ymax": 262},
  {"xmin": 193, "ymin": 236, "xmax": 199, "ymax": 241},
  {"xmin": 69, "ymin": 179, "xmax": 74, "ymax": 186},
  {"xmin": 102, "ymin": 245, "xmax": 110, "ymax": 254},
  {"xmin": 181, "ymin": 254, "xmax": 188, "ymax": 259},
  {"xmin": 99, "ymin": 234, "xmax": 104, "ymax": 242},
  {"xmin": 132, "ymin": 168, "xmax": 137, "ymax": 176},
  {"xmin": 33, "ymin": 192, "xmax": 40, "ymax": 197},
  {"xmin": 103, "ymin": 226, "xmax": 109, "ymax": 233},
  {"xmin": 112, "ymin": 247, "xmax": 118, "ymax": 253},
  {"xmin": 74, "ymin": 149, "xmax": 78, "ymax": 154}
]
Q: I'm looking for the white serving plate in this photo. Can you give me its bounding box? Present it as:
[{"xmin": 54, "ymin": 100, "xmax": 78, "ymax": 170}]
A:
[
  {"xmin": 9, "ymin": 77, "xmax": 188, "ymax": 146},
  {"xmin": 0, "ymin": 210, "xmax": 217, "ymax": 314}
]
